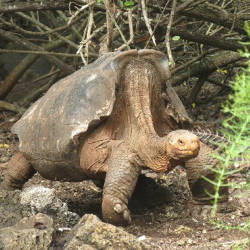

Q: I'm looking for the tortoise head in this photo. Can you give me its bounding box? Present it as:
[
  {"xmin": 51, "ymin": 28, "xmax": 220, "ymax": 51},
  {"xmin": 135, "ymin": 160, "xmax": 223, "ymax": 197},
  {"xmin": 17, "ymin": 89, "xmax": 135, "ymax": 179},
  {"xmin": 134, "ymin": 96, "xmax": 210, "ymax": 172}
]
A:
[{"xmin": 165, "ymin": 130, "xmax": 200, "ymax": 161}]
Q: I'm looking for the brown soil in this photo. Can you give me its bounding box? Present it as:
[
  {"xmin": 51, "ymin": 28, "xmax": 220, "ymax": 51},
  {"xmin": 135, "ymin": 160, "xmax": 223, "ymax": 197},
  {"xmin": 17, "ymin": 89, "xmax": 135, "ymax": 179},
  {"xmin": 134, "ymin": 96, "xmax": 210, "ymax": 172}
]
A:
[{"xmin": 0, "ymin": 98, "xmax": 249, "ymax": 249}]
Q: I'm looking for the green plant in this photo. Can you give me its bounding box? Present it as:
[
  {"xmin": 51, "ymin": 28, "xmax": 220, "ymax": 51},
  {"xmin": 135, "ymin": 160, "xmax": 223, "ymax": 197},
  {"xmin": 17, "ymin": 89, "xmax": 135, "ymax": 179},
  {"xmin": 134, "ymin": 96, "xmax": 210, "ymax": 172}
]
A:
[{"xmin": 202, "ymin": 25, "xmax": 250, "ymax": 242}]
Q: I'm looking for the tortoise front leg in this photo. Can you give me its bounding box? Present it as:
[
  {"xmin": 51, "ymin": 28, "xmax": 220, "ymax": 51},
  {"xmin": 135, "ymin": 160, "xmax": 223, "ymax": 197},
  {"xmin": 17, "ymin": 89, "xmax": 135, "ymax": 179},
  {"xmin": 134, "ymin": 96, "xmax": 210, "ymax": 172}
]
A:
[{"xmin": 102, "ymin": 142, "xmax": 141, "ymax": 225}]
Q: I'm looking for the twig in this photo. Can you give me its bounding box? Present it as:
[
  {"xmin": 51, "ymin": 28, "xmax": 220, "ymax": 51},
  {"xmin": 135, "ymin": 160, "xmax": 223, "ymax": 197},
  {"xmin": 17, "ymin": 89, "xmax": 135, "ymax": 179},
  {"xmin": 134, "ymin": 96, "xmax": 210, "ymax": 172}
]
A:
[
  {"xmin": 78, "ymin": 24, "xmax": 106, "ymax": 56},
  {"xmin": 188, "ymin": 73, "xmax": 210, "ymax": 104},
  {"xmin": 84, "ymin": 2, "xmax": 95, "ymax": 64},
  {"xmin": 0, "ymin": 100, "xmax": 24, "ymax": 113},
  {"xmin": 141, "ymin": 0, "xmax": 156, "ymax": 46},
  {"xmin": 144, "ymin": 0, "xmax": 170, "ymax": 49},
  {"xmin": 169, "ymin": 51, "xmax": 242, "ymax": 86},
  {"xmin": 68, "ymin": 1, "xmax": 94, "ymax": 25},
  {"xmin": 0, "ymin": 29, "xmax": 78, "ymax": 98},
  {"xmin": 0, "ymin": 49, "xmax": 83, "ymax": 57},
  {"xmin": 176, "ymin": 0, "xmax": 197, "ymax": 13},
  {"xmin": 57, "ymin": 11, "xmax": 82, "ymax": 40},
  {"xmin": 172, "ymin": 49, "xmax": 218, "ymax": 74},
  {"xmin": 165, "ymin": 0, "xmax": 177, "ymax": 68},
  {"xmin": 104, "ymin": 0, "xmax": 114, "ymax": 50},
  {"xmin": 0, "ymin": 1, "xmax": 69, "ymax": 13},
  {"xmin": 20, "ymin": 67, "xmax": 61, "ymax": 107},
  {"xmin": 105, "ymin": 6, "xmax": 130, "ymax": 50},
  {"xmin": 118, "ymin": 9, "xmax": 134, "ymax": 51},
  {"xmin": 16, "ymin": 12, "xmax": 79, "ymax": 49},
  {"xmin": 0, "ymin": 15, "xmax": 82, "ymax": 37}
]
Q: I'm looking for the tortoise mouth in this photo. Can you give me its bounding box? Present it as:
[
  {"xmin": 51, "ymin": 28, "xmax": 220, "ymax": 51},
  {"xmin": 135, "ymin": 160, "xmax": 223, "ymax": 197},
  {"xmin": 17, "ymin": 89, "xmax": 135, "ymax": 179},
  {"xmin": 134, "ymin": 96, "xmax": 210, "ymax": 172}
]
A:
[{"xmin": 173, "ymin": 149, "xmax": 199, "ymax": 159}]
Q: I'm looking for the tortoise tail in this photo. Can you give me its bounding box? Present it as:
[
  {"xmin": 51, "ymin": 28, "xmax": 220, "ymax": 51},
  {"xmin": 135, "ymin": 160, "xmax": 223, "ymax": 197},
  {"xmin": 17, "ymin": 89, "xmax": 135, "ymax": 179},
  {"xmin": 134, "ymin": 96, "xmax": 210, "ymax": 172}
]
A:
[{"xmin": 2, "ymin": 152, "xmax": 35, "ymax": 190}]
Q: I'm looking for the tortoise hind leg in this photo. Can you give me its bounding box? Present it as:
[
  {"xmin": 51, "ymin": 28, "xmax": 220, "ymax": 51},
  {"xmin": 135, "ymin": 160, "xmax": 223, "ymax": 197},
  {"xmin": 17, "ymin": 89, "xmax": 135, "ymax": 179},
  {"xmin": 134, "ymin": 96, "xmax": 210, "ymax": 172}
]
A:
[
  {"xmin": 2, "ymin": 152, "xmax": 36, "ymax": 190},
  {"xmin": 185, "ymin": 142, "xmax": 230, "ymax": 216},
  {"xmin": 185, "ymin": 142, "xmax": 228, "ymax": 204}
]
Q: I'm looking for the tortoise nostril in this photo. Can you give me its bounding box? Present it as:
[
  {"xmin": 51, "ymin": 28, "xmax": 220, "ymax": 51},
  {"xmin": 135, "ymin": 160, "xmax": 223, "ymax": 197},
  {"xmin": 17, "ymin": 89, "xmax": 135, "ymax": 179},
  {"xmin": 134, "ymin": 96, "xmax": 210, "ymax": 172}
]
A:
[{"xmin": 191, "ymin": 140, "xmax": 199, "ymax": 151}]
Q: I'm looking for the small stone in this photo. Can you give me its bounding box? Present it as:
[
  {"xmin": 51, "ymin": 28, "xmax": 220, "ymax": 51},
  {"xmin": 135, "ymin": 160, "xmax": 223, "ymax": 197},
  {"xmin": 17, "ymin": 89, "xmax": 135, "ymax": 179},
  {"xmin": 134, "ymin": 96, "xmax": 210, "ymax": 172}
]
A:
[
  {"xmin": 20, "ymin": 185, "xmax": 80, "ymax": 228},
  {"xmin": 20, "ymin": 185, "xmax": 55, "ymax": 211},
  {"xmin": 65, "ymin": 214, "xmax": 150, "ymax": 250},
  {"xmin": 0, "ymin": 213, "xmax": 53, "ymax": 250},
  {"xmin": 137, "ymin": 235, "xmax": 146, "ymax": 241},
  {"xmin": 175, "ymin": 225, "xmax": 193, "ymax": 233}
]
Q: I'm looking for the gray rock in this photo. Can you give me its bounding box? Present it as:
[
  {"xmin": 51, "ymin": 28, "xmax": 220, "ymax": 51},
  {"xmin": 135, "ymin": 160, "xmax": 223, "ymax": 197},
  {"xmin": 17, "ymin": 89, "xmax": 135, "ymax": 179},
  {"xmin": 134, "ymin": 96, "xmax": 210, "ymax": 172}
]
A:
[
  {"xmin": 20, "ymin": 185, "xmax": 80, "ymax": 228},
  {"xmin": 0, "ymin": 189, "xmax": 27, "ymax": 228},
  {"xmin": 65, "ymin": 214, "xmax": 150, "ymax": 250},
  {"xmin": 20, "ymin": 185, "xmax": 55, "ymax": 211},
  {"xmin": 231, "ymin": 188, "xmax": 250, "ymax": 216},
  {"xmin": 0, "ymin": 213, "xmax": 53, "ymax": 250}
]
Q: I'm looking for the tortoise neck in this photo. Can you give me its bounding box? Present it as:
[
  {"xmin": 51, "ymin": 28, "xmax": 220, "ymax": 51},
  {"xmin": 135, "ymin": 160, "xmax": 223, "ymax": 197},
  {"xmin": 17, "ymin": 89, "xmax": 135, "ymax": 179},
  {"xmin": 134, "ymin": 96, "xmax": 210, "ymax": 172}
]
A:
[{"xmin": 122, "ymin": 59, "xmax": 161, "ymax": 138}]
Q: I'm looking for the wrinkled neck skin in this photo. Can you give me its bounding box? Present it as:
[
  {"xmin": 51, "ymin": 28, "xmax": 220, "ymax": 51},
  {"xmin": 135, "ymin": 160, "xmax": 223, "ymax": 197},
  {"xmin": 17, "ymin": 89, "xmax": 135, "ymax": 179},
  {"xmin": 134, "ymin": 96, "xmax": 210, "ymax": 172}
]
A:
[{"xmin": 115, "ymin": 58, "xmax": 174, "ymax": 171}]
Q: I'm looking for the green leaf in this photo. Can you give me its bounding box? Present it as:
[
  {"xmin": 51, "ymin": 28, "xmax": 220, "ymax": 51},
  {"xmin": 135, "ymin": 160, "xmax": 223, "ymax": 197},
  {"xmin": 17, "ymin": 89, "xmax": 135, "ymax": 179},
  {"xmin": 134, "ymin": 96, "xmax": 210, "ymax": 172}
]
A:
[
  {"xmin": 172, "ymin": 36, "xmax": 180, "ymax": 41},
  {"xmin": 124, "ymin": 1, "xmax": 134, "ymax": 7}
]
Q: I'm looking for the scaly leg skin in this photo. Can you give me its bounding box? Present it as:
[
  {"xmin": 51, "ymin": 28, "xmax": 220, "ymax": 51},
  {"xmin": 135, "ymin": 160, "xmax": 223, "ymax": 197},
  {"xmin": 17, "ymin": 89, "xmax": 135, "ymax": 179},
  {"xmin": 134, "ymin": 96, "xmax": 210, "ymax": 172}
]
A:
[
  {"xmin": 102, "ymin": 142, "xmax": 141, "ymax": 225},
  {"xmin": 185, "ymin": 142, "xmax": 230, "ymax": 217},
  {"xmin": 2, "ymin": 152, "xmax": 36, "ymax": 190}
]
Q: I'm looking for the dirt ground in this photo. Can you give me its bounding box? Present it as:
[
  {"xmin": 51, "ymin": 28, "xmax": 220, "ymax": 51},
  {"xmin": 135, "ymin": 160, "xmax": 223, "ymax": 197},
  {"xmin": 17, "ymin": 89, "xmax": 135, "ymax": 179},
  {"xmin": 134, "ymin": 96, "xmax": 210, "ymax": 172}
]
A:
[{"xmin": 0, "ymin": 92, "xmax": 249, "ymax": 249}]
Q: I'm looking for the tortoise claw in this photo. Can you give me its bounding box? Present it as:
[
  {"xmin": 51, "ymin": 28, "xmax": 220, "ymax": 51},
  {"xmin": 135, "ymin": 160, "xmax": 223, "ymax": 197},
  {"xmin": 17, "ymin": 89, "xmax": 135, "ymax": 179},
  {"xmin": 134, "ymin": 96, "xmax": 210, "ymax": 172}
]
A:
[{"xmin": 102, "ymin": 195, "xmax": 131, "ymax": 225}]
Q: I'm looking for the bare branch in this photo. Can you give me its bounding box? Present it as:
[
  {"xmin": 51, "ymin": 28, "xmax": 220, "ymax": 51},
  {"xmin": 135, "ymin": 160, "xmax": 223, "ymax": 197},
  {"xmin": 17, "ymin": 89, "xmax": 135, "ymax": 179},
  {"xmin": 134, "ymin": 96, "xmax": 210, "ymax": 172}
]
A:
[
  {"xmin": 141, "ymin": 0, "xmax": 156, "ymax": 46},
  {"xmin": 0, "ymin": 1, "xmax": 70, "ymax": 13},
  {"xmin": 0, "ymin": 49, "xmax": 84, "ymax": 57},
  {"xmin": 169, "ymin": 51, "xmax": 243, "ymax": 86},
  {"xmin": 0, "ymin": 100, "xmax": 24, "ymax": 113},
  {"xmin": 165, "ymin": 0, "xmax": 177, "ymax": 69},
  {"xmin": 118, "ymin": 9, "xmax": 134, "ymax": 51}
]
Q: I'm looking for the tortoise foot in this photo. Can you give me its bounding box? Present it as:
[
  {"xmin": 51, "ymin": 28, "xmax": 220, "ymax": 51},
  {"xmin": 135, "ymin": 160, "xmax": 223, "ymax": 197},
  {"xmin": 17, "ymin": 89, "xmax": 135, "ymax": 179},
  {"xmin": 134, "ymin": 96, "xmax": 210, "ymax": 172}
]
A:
[
  {"xmin": 187, "ymin": 201, "xmax": 236, "ymax": 219},
  {"xmin": 102, "ymin": 195, "xmax": 131, "ymax": 225},
  {"xmin": 0, "ymin": 180, "xmax": 19, "ymax": 191}
]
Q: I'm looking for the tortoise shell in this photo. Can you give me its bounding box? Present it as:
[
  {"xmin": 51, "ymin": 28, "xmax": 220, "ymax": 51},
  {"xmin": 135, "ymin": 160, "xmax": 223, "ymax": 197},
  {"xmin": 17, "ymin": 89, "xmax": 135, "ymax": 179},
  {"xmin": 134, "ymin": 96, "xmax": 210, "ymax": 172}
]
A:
[{"xmin": 12, "ymin": 50, "xmax": 170, "ymax": 165}]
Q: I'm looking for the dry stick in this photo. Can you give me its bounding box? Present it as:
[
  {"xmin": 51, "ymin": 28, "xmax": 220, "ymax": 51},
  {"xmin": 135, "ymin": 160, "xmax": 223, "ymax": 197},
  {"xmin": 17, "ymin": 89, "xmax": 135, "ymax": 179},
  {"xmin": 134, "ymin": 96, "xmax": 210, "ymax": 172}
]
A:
[
  {"xmin": 180, "ymin": 3, "xmax": 245, "ymax": 35},
  {"xmin": 68, "ymin": 2, "xmax": 94, "ymax": 25},
  {"xmin": 118, "ymin": 9, "xmax": 134, "ymax": 51},
  {"xmin": 0, "ymin": 30, "xmax": 76, "ymax": 99},
  {"xmin": 20, "ymin": 68, "xmax": 60, "ymax": 107},
  {"xmin": 141, "ymin": 0, "xmax": 156, "ymax": 46},
  {"xmin": 99, "ymin": 0, "xmax": 116, "ymax": 55},
  {"xmin": 16, "ymin": 12, "xmax": 79, "ymax": 50},
  {"xmin": 165, "ymin": 0, "xmax": 177, "ymax": 69},
  {"xmin": 188, "ymin": 73, "xmax": 211, "ymax": 104},
  {"xmin": 85, "ymin": 3, "xmax": 95, "ymax": 64},
  {"xmin": 20, "ymin": 45, "xmax": 73, "ymax": 107},
  {"xmin": 175, "ymin": 0, "xmax": 198, "ymax": 13},
  {"xmin": 0, "ymin": 49, "xmax": 82, "ymax": 57},
  {"xmin": 0, "ymin": 100, "xmax": 24, "ymax": 113},
  {"xmin": 171, "ymin": 28, "xmax": 246, "ymax": 51},
  {"xmin": 0, "ymin": 55, "xmax": 38, "ymax": 100},
  {"xmin": 22, "ymin": 69, "xmax": 61, "ymax": 86},
  {"xmin": 135, "ymin": 1, "xmax": 142, "ymax": 33},
  {"xmin": 57, "ymin": 11, "xmax": 82, "ymax": 40},
  {"xmin": 0, "ymin": 15, "xmax": 82, "ymax": 36},
  {"xmin": 105, "ymin": 6, "xmax": 130, "ymax": 50},
  {"xmin": 0, "ymin": 1, "xmax": 69, "ymax": 13},
  {"xmin": 0, "ymin": 29, "xmax": 74, "ymax": 73},
  {"xmin": 78, "ymin": 24, "xmax": 106, "ymax": 57},
  {"xmin": 172, "ymin": 49, "xmax": 219, "ymax": 74},
  {"xmin": 144, "ymin": 0, "xmax": 170, "ymax": 49},
  {"xmin": 169, "ymin": 51, "xmax": 242, "ymax": 87}
]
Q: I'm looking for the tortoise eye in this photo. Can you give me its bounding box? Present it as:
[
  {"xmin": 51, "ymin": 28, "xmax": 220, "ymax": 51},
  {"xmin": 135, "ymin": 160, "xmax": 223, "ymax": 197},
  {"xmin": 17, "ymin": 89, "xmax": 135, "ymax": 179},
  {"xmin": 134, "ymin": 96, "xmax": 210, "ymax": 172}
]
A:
[{"xmin": 178, "ymin": 139, "xmax": 184, "ymax": 145}]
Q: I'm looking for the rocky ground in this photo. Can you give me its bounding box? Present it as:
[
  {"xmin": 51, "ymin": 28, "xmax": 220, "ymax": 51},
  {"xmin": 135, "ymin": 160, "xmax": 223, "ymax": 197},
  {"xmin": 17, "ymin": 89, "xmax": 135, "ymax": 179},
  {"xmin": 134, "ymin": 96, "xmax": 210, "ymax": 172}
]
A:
[{"xmin": 0, "ymin": 103, "xmax": 249, "ymax": 249}]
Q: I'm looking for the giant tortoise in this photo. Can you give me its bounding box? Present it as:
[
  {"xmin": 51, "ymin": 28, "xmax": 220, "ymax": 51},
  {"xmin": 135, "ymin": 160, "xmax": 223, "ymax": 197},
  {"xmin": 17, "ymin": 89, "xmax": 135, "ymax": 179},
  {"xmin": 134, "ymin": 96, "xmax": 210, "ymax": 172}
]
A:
[{"xmin": 3, "ymin": 49, "xmax": 205, "ymax": 225}]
